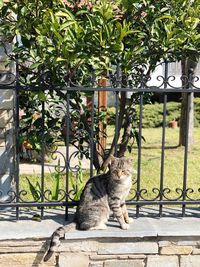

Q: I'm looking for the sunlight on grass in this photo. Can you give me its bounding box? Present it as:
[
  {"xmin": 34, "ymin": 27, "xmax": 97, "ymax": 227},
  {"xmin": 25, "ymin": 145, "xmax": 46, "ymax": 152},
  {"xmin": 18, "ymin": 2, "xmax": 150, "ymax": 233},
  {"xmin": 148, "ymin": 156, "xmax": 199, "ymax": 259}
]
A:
[
  {"xmin": 19, "ymin": 128, "xmax": 200, "ymax": 203},
  {"xmin": 132, "ymin": 128, "xmax": 200, "ymax": 200}
]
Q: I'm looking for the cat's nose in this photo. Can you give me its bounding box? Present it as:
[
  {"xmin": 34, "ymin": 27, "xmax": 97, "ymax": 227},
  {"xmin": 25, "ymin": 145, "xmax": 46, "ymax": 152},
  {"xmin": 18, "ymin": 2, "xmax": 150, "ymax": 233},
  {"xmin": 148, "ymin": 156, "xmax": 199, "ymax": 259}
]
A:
[{"xmin": 118, "ymin": 170, "xmax": 122, "ymax": 176}]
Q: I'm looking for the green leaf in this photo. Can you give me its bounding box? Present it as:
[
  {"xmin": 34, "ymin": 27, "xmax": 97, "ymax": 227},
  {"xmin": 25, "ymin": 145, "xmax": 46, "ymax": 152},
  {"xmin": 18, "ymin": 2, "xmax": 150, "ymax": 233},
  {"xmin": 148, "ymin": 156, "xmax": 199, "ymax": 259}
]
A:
[
  {"xmin": 0, "ymin": 0, "xmax": 3, "ymax": 9},
  {"xmin": 38, "ymin": 91, "xmax": 47, "ymax": 101},
  {"xmin": 60, "ymin": 21, "xmax": 76, "ymax": 31},
  {"xmin": 26, "ymin": 177, "xmax": 41, "ymax": 202},
  {"xmin": 30, "ymin": 62, "xmax": 41, "ymax": 70}
]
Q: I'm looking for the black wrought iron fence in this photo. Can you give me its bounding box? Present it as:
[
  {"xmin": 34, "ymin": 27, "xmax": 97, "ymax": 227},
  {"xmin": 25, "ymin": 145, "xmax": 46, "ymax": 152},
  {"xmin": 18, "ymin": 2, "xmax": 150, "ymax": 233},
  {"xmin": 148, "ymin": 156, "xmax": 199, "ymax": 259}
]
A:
[{"xmin": 0, "ymin": 61, "xmax": 200, "ymax": 220}]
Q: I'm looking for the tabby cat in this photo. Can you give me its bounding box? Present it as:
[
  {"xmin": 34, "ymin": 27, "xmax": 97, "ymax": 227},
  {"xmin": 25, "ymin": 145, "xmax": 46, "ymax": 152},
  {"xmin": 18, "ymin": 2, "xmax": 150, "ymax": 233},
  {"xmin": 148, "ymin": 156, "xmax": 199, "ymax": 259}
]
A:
[{"xmin": 44, "ymin": 156, "xmax": 133, "ymax": 262}]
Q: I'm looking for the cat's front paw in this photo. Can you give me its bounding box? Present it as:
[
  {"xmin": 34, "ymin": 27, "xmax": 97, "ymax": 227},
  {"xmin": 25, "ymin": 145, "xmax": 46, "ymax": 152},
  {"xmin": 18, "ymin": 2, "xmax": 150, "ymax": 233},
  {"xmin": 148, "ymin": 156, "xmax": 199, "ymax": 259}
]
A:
[
  {"xmin": 127, "ymin": 217, "xmax": 134, "ymax": 224},
  {"xmin": 121, "ymin": 223, "xmax": 129, "ymax": 230}
]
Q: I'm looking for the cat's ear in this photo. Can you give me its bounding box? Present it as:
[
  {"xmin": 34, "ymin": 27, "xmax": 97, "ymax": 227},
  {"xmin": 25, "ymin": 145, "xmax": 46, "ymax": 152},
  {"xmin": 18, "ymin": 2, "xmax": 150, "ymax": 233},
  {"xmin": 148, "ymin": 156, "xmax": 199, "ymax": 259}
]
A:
[
  {"xmin": 126, "ymin": 158, "xmax": 133, "ymax": 164},
  {"xmin": 108, "ymin": 155, "xmax": 116, "ymax": 166}
]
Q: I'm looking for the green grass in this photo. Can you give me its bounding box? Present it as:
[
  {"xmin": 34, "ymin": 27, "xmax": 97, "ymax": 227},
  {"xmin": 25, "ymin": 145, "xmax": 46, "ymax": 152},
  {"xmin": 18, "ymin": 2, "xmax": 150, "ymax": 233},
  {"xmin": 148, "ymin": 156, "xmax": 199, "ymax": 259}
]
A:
[
  {"xmin": 129, "ymin": 127, "xmax": 200, "ymax": 200},
  {"xmin": 20, "ymin": 128, "xmax": 200, "ymax": 202}
]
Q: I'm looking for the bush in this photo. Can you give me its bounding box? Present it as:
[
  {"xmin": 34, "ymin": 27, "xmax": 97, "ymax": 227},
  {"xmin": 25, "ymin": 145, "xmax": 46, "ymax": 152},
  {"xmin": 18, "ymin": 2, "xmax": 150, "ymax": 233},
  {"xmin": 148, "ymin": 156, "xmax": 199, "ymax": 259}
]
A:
[
  {"xmin": 107, "ymin": 98, "xmax": 200, "ymax": 128},
  {"xmin": 137, "ymin": 98, "xmax": 200, "ymax": 128}
]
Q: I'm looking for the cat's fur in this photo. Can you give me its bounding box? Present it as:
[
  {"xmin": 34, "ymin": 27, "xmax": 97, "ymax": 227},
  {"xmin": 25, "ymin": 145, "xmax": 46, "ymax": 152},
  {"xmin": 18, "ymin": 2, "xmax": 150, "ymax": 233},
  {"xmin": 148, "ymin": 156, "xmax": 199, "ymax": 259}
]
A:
[{"xmin": 44, "ymin": 156, "xmax": 133, "ymax": 262}]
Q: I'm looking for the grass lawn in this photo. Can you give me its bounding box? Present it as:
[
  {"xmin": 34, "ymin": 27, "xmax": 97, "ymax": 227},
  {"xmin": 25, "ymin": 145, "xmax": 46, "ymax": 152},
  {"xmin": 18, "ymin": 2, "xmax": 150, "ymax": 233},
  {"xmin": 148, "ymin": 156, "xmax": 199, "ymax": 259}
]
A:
[
  {"xmin": 129, "ymin": 127, "xmax": 200, "ymax": 200},
  {"xmin": 19, "ymin": 127, "xmax": 200, "ymax": 203}
]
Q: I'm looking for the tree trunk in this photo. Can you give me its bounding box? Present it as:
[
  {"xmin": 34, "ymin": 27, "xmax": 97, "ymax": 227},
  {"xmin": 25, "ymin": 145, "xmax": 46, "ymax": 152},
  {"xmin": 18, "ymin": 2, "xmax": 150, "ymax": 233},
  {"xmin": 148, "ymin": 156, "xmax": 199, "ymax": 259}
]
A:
[{"xmin": 179, "ymin": 58, "xmax": 197, "ymax": 148}]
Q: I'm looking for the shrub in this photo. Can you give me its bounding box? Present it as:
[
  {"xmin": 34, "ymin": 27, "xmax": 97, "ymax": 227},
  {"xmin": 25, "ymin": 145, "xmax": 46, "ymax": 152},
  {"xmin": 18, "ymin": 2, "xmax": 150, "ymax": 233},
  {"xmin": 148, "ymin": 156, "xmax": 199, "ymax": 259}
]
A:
[{"xmin": 137, "ymin": 98, "xmax": 200, "ymax": 128}]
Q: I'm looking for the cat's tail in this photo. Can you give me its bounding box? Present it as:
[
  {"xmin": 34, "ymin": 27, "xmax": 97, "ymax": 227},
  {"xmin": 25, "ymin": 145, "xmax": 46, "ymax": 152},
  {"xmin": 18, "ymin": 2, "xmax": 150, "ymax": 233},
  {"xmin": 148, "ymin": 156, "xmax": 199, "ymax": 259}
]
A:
[{"xmin": 44, "ymin": 222, "xmax": 76, "ymax": 262}]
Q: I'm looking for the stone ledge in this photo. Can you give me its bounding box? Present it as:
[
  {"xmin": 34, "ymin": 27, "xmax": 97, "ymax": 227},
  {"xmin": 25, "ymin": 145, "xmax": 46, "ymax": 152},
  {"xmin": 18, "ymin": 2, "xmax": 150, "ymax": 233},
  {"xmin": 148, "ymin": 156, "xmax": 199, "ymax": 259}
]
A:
[{"xmin": 1, "ymin": 210, "xmax": 200, "ymax": 241}]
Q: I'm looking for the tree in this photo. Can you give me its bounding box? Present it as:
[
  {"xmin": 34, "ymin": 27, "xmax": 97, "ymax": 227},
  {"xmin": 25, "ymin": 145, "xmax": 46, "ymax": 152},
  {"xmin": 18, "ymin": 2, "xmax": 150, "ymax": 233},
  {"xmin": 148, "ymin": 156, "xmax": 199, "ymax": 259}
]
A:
[{"xmin": 0, "ymin": 0, "xmax": 199, "ymax": 171}]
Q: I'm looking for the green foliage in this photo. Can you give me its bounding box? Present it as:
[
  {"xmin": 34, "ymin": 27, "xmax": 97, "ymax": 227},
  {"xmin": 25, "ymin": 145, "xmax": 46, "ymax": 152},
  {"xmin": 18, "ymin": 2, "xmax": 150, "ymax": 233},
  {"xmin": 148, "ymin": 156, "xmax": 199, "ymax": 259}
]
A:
[
  {"xmin": 69, "ymin": 158, "xmax": 86, "ymax": 201},
  {"xmin": 26, "ymin": 176, "xmax": 41, "ymax": 202},
  {"xmin": 0, "ymin": 0, "xmax": 199, "ymax": 169},
  {"xmin": 25, "ymin": 160, "xmax": 63, "ymax": 202},
  {"xmin": 138, "ymin": 98, "xmax": 200, "ymax": 128}
]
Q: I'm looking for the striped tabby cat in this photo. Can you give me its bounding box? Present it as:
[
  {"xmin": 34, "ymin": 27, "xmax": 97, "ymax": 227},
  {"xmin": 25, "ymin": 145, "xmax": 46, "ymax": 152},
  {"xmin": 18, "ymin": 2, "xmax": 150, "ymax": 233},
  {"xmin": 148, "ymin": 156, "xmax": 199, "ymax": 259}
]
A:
[{"xmin": 44, "ymin": 156, "xmax": 133, "ymax": 262}]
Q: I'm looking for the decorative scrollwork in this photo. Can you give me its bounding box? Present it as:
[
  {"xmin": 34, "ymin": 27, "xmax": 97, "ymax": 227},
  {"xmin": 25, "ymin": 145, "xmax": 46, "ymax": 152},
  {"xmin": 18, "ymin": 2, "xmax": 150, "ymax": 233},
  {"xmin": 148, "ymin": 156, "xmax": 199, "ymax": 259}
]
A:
[{"xmin": 162, "ymin": 187, "xmax": 183, "ymax": 201}]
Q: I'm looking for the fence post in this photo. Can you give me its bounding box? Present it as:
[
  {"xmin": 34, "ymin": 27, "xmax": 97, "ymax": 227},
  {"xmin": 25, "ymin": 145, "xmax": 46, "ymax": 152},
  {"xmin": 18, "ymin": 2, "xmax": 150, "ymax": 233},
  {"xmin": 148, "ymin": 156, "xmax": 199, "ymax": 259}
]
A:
[
  {"xmin": 98, "ymin": 77, "xmax": 107, "ymax": 156},
  {"xmin": 0, "ymin": 42, "xmax": 15, "ymax": 204}
]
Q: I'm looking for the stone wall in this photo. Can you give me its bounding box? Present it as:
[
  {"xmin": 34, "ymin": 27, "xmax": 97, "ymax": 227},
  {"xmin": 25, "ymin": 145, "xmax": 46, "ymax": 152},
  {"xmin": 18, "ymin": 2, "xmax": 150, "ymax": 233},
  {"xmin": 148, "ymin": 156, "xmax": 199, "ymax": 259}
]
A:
[
  {"xmin": 1, "ymin": 236, "xmax": 200, "ymax": 267},
  {"xmin": 0, "ymin": 44, "xmax": 14, "ymax": 201}
]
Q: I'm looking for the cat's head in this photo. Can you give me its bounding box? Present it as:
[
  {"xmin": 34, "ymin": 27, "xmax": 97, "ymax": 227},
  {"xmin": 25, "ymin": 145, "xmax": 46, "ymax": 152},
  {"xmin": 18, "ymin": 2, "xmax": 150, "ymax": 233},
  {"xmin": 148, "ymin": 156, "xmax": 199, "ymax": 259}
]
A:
[{"xmin": 109, "ymin": 156, "xmax": 132, "ymax": 181}]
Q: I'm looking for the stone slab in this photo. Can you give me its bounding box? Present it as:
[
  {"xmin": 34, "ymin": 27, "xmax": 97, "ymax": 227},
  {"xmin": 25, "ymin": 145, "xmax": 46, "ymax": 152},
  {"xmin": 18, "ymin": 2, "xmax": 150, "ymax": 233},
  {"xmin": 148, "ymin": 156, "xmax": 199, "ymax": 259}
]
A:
[
  {"xmin": 98, "ymin": 242, "xmax": 158, "ymax": 255},
  {"xmin": 147, "ymin": 255, "xmax": 179, "ymax": 267},
  {"xmin": 0, "ymin": 174, "xmax": 12, "ymax": 201},
  {"xmin": 160, "ymin": 245, "xmax": 193, "ymax": 255},
  {"xmin": 0, "ymin": 217, "xmax": 65, "ymax": 240},
  {"xmin": 0, "ymin": 147, "xmax": 13, "ymax": 174},
  {"xmin": 0, "ymin": 138, "xmax": 5, "ymax": 147},
  {"xmin": 59, "ymin": 253, "xmax": 89, "ymax": 267},
  {"xmin": 104, "ymin": 260, "xmax": 144, "ymax": 267},
  {"xmin": 151, "ymin": 217, "xmax": 200, "ymax": 237},
  {"xmin": 0, "ymin": 90, "xmax": 14, "ymax": 110},
  {"xmin": 65, "ymin": 217, "xmax": 157, "ymax": 240},
  {"xmin": 180, "ymin": 255, "xmax": 200, "ymax": 267},
  {"xmin": 0, "ymin": 110, "xmax": 12, "ymax": 127},
  {"xmin": 1, "ymin": 209, "xmax": 200, "ymax": 241},
  {"xmin": 0, "ymin": 253, "xmax": 55, "ymax": 266},
  {"xmin": 0, "ymin": 128, "xmax": 4, "ymax": 138}
]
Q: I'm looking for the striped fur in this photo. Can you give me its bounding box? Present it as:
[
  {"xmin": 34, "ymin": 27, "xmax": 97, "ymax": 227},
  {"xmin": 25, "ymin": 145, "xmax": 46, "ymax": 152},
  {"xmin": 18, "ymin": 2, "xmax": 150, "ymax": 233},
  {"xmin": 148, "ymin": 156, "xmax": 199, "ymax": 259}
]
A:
[{"xmin": 44, "ymin": 156, "xmax": 133, "ymax": 261}]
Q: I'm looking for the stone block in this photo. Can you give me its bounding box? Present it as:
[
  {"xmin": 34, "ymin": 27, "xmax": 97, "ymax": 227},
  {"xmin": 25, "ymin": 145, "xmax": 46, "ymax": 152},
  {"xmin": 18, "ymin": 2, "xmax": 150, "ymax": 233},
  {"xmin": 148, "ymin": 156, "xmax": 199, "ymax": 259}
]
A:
[
  {"xmin": 90, "ymin": 255, "xmax": 146, "ymax": 261},
  {"xmin": 98, "ymin": 242, "xmax": 158, "ymax": 255},
  {"xmin": 89, "ymin": 264, "xmax": 103, "ymax": 267},
  {"xmin": 104, "ymin": 260, "xmax": 144, "ymax": 267},
  {"xmin": 147, "ymin": 255, "xmax": 179, "ymax": 267},
  {"xmin": 0, "ymin": 138, "xmax": 5, "ymax": 147},
  {"xmin": 192, "ymin": 248, "xmax": 200, "ymax": 255},
  {"xmin": 0, "ymin": 147, "xmax": 14, "ymax": 175},
  {"xmin": 0, "ymin": 110, "xmax": 13, "ymax": 127},
  {"xmin": 159, "ymin": 241, "xmax": 172, "ymax": 247},
  {"xmin": 0, "ymin": 253, "xmax": 55, "ymax": 266},
  {"xmin": 160, "ymin": 245, "xmax": 193, "ymax": 255},
  {"xmin": 60, "ymin": 240, "xmax": 99, "ymax": 253},
  {"xmin": 59, "ymin": 253, "xmax": 89, "ymax": 267},
  {"xmin": 0, "ymin": 240, "xmax": 46, "ymax": 253},
  {"xmin": 0, "ymin": 128, "xmax": 4, "ymax": 138},
  {"xmin": 0, "ymin": 174, "xmax": 13, "ymax": 201},
  {"xmin": 0, "ymin": 90, "xmax": 14, "ymax": 110},
  {"xmin": 180, "ymin": 255, "xmax": 200, "ymax": 267}
]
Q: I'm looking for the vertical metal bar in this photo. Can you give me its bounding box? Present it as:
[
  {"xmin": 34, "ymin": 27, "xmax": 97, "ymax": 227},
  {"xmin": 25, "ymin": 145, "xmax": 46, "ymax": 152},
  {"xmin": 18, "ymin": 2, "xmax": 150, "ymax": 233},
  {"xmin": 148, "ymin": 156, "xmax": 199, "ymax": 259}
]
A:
[
  {"xmin": 159, "ymin": 62, "xmax": 168, "ymax": 217},
  {"xmin": 136, "ymin": 93, "xmax": 143, "ymax": 218},
  {"xmin": 114, "ymin": 91, "xmax": 119, "ymax": 156},
  {"xmin": 15, "ymin": 56, "xmax": 20, "ymax": 220},
  {"xmin": 182, "ymin": 95, "xmax": 191, "ymax": 216},
  {"xmin": 40, "ymin": 100, "xmax": 45, "ymax": 218},
  {"xmin": 114, "ymin": 61, "xmax": 120, "ymax": 156},
  {"xmin": 65, "ymin": 92, "xmax": 70, "ymax": 220},
  {"xmin": 90, "ymin": 92, "xmax": 95, "ymax": 178}
]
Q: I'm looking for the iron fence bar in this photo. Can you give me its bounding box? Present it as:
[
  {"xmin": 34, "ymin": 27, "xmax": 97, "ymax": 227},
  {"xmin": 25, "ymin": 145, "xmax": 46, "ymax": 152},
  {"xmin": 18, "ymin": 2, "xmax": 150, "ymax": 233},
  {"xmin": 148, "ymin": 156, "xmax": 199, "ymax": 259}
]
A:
[
  {"xmin": 90, "ymin": 92, "xmax": 95, "ymax": 178},
  {"xmin": 40, "ymin": 100, "xmax": 45, "ymax": 218},
  {"xmin": 114, "ymin": 91, "xmax": 119, "ymax": 156},
  {"xmin": 136, "ymin": 93, "xmax": 143, "ymax": 218},
  {"xmin": 136, "ymin": 69, "xmax": 146, "ymax": 217},
  {"xmin": 16, "ymin": 85, "xmax": 200, "ymax": 93},
  {"xmin": 0, "ymin": 201, "xmax": 78, "ymax": 208},
  {"xmin": 159, "ymin": 93, "xmax": 167, "ymax": 217},
  {"xmin": 65, "ymin": 92, "xmax": 70, "ymax": 220},
  {"xmin": 182, "ymin": 97, "xmax": 192, "ymax": 216},
  {"xmin": 2, "ymin": 199, "xmax": 200, "ymax": 209},
  {"xmin": 136, "ymin": 94, "xmax": 143, "ymax": 217},
  {"xmin": 159, "ymin": 62, "xmax": 168, "ymax": 217},
  {"xmin": 15, "ymin": 57, "xmax": 20, "ymax": 220}
]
